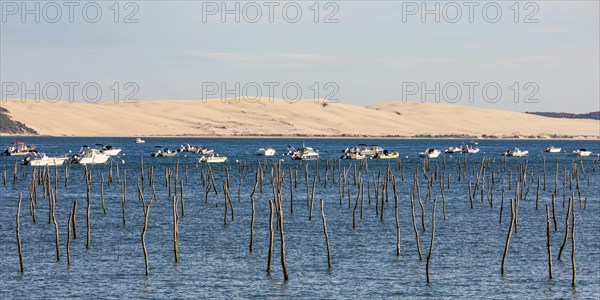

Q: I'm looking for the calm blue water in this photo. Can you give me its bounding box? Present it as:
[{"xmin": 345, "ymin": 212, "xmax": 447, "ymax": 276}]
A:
[{"xmin": 1, "ymin": 137, "xmax": 599, "ymax": 299}]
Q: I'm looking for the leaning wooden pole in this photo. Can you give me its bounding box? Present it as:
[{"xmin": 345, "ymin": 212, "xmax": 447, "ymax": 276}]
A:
[
  {"xmin": 571, "ymin": 199, "xmax": 577, "ymax": 287},
  {"xmin": 545, "ymin": 204, "xmax": 553, "ymax": 279},
  {"xmin": 266, "ymin": 199, "xmax": 274, "ymax": 274},
  {"xmin": 86, "ymin": 168, "xmax": 91, "ymax": 249},
  {"xmin": 173, "ymin": 195, "xmax": 179, "ymax": 263},
  {"xmin": 501, "ymin": 199, "xmax": 515, "ymax": 275},
  {"xmin": 558, "ymin": 197, "xmax": 572, "ymax": 260},
  {"xmin": 52, "ymin": 190, "xmax": 60, "ymax": 261},
  {"xmin": 67, "ymin": 211, "xmax": 73, "ymax": 265},
  {"xmin": 16, "ymin": 193, "xmax": 24, "ymax": 273},
  {"xmin": 249, "ymin": 195, "xmax": 255, "ymax": 253},
  {"xmin": 277, "ymin": 195, "xmax": 289, "ymax": 281},
  {"xmin": 141, "ymin": 197, "xmax": 151, "ymax": 276},
  {"xmin": 320, "ymin": 199, "xmax": 332, "ymax": 269}
]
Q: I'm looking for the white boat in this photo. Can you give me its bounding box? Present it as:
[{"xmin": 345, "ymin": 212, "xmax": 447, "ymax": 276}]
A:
[
  {"xmin": 503, "ymin": 147, "xmax": 529, "ymax": 157},
  {"xmin": 462, "ymin": 145, "xmax": 480, "ymax": 154},
  {"xmin": 134, "ymin": 137, "xmax": 145, "ymax": 144},
  {"xmin": 179, "ymin": 144, "xmax": 199, "ymax": 153},
  {"xmin": 544, "ymin": 146, "xmax": 561, "ymax": 153},
  {"xmin": 197, "ymin": 147, "xmax": 214, "ymax": 155},
  {"xmin": 71, "ymin": 146, "xmax": 110, "ymax": 165},
  {"xmin": 573, "ymin": 149, "xmax": 592, "ymax": 156},
  {"xmin": 444, "ymin": 146, "xmax": 462, "ymax": 154},
  {"xmin": 362, "ymin": 144, "xmax": 384, "ymax": 156},
  {"xmin": 290, "ymin": 145, "xmax": 319, "ymax": 160},
  {"xmin": 99, "ymin": 145, "xmax": 121, "ymax": 156},
  {"xmin": 23, "ymin": 153, "xmax": 69, "ymax": 167},
  {"xmin": 1, "ymin": 142, "xmax": 36, "ymax": 156},
  {"xmin": 341, "ymin": 152, "xmax": 366, "ymax": 160},
  {"xmin": 256, "ymin": 147, "xmax": 276, "ymax": 156},
  {"xmin": 151, "ymin": 148, "xmax": 177, "ymax": 157},
  {"xmin": 419, "ymin": 148, "xmax": 441, "ymax": 158},
  {"xmin": 199, "ymin": 153, "xmax": 228, "ymax": 163}
]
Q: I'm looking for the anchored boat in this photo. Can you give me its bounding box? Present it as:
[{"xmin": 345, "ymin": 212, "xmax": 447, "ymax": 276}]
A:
[
  {"xmin": 503, "ymin": 147, "xmax": 529, "ymax": 157},
  {"xmin": 71, "ymin": 146, "xmax": 110, "ymax": 165},
  {"xmin": 573, "ymin": 149, "xmax": 592, "ymax": 156},
  {"xmin": 419, "ymin": 148, "xmax": 441, "ymax": 158},
  {"xmin": 23, "ymin": 152, "xmax": 69, "ymax": 167},
  {"xmin": 199, "ymin": 153, "xmax": 228, "ymax": 163},
  {"xmin": 1, "ymin": 142, "xmax": 36, "ymax": 156},
  {"xmin": 256, "ymin": 147, "xmax": 276, "ymax": 156}
]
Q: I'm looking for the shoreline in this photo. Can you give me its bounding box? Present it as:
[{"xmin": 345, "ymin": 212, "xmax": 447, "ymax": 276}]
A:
[{"xmin": 1, "ymin": 134, "xmax": 598, "ymax": 140}]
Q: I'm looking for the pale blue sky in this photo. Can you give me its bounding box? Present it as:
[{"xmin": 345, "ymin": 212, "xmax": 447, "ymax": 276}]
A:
[{"xmin": 1, "ymin": 1, "xmax": 598, "ymax": 112}]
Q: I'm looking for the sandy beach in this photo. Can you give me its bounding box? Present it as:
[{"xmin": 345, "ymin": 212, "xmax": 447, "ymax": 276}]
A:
[{"xmin": 1, "ymin": 99, "xmax": 598, "ymax": 138}]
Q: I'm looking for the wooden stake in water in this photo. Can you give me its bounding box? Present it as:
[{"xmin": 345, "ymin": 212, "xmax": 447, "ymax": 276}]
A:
[
  {"xmin": 16, "ymin": 193, "xmax": 24, "ymax": 273},
  {"xmin": 51, "ymin": 190, "xmax": 60, "ymax": 261},
  {"xmin": 320, "ymin": 199, "xmax": 332, "ymax": 269},
  {"xmin": 545, "ymin": 204, "xmax": 553, "ymax": 279},
  {"xmin": 426, "ymin": 198, "xmax": 437, "ymax": 284},
  {"xmin": 86, "ymin": 167, "xmax": 91, "ymax": 249},
  {"xmin": 393, "ymin": 176, "xmax": 400, "ymax": 257},
  {"xmin": 67, "ymin": 211, "xmax": 73, "ymax": 265},
  {"xmin": 410, "ymin": 191, "xmax": 422, "ymax": 260},
  {"xmin": 571, "ymin": 200, "xmax": 577, "ymax": 287},
  {"xmin": 501, "ymin": 199, "xmax": 515, "ymax": 275},
  {"xmin": 173, "ymin": 195, "xmax": 179, "ymax": 263},
  {"xmin": 249, "ymin": 195, "xmax": 255, "ymax": 253},
  {"xmin": 558, "ymin": 197, "xmax": 573, "ymax": 260},
  {"xmin": 139, "ymin": 184, "xmax": 152, "ymax": 276},
  {"xmin": 266, "ymin": 199, "xmax": 274, "ymax": 274},
  {"xmin": 72, "ymin": 200, "xmax": 77, "ymax": 239},
  {"xmin": 277, "ymin": 195, "xmax": 289, "ymax": 281}
]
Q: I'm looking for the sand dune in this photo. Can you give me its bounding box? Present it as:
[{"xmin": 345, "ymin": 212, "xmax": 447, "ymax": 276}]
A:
[{"xmin": 1, "ymin": 99, "xmax": 598, "ymax": 138}]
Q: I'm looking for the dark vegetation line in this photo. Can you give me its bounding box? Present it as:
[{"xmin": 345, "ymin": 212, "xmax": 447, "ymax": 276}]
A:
[{"xmin": 526, "ymin": 111, "xmax": 600, "ymax": 120}]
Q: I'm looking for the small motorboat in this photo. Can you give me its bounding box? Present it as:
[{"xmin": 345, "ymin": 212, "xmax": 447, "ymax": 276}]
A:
[
  {"xmin": 151, "ymin": 147, "xmax": 178, "ymax": 157},
  {"xmin": 363, "ymin": 144, "xmax": 384, "ymax": 157},
  {"xmin": 503, "ymin": 147, "xmax": 529, "ymax": 157},
  {"xmin": 98, "ymin": 144, "xmax": 121, "ymax": 156},
  {"xmin": 444, "ymin": 146, "xmax": 462, "ymax": 154},
  {"xmin": 71, "ymin": 146, "xmax": 110, "ymax": 165},
  {"xmin": 375, "ymin": 151, "xmax": 399, "ymax": 159},
  {"xmin": 573, "ymin": 149, "xmax": 592, "ymax": 156},
  {"xmin": 199, "ymin": 153, "xmax": 228, "ymax": 163},
  {"xmin": 544, "ymin": 146, "xmax": 561, "ymax": 153},
  {"xmin": 419, "ymin": 148, "xmax": 441, "ymax": 158},
  {"xmin": 1, "ymin": 142, "xmax": 36, "ymax": 156},
  {"xmin": 134, "ymin": 137, "xmax": 145, "ymax": 144},
  {"xmin": 179, "ymin": 144, "xmax": 199, "ymax": 153},
  {"xmin": 462, "ymin": 145, "xmax": 480, "ymax": 154},
  {"xmin": 197, "ymin": 147, "xmax": 214, "ymax": 155},
  {"xmin": 256, "ymin": 147, "xmax": 276, "ymax": 156},
  {"xmin": 341, "ymin": 152, "xmax": 366, "ymax": 160},
  {"xmin": 23, "ymin": 152, "xmax": 69, "ymax": 167},
  {"xmin": 287, "ymin": 144, "xmax": 319, "ymax": 160}
]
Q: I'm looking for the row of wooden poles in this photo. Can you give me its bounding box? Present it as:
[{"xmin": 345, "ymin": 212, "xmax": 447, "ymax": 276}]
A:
[{"xmin": 11, "ymin": 154, "xmax": 599, "ymax": 285}]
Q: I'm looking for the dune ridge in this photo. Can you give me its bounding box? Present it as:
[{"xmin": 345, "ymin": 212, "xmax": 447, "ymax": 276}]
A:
[{"xmin": 1, "ymin": 99, "xmax": 598, "ymax": 139}]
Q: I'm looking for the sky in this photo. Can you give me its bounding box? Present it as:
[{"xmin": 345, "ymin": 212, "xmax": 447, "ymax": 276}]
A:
[{"xmin": 1, "ymin": 0, "xmax": 599, "ymax": 113}]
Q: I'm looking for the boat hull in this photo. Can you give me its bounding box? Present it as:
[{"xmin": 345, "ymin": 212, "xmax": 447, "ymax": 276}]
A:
[
  {"xmin": 378, "ymin": 152, "xmax": 399, "ymax": 159},
  {"xmin": 102, "ymin": 149, "xmax": 122, "ymax": 156},
  {"xmin": 75, "ymin": 155, "xmax": 110, "ymax": 165},
  {"xmin": 256, "ymin": 148, "xmax": 276, "ymax": 156},
  {"xmin": 27, "ymin": 157, "xmax": 68, "ymax": 167},
  {"xmin": 200, "ymin": 157, "xmax": 228, "ymax": 163}
]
